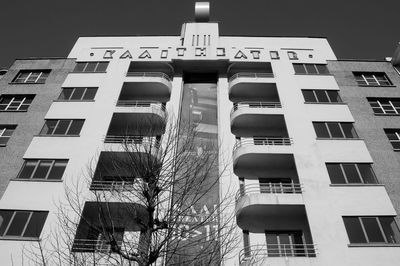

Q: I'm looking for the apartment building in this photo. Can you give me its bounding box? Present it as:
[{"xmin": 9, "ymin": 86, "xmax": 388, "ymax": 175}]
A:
[{"xmin": 0, "ymin": 3, "xmax": 399, "ymax": 266}]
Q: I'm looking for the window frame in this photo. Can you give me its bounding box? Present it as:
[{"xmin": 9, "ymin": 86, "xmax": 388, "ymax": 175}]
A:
[
  {"xmin": 353, "ymin": 72, "xmax": 393, "ymax": 86},
  {"xmin": 313, "ymin": 122, "xmax": 359, "ymax": 139},
  {"xmin": 293, "ymin": 63, "xmax": 330, "ymax": 75},
  {"xmin": 302, "ymin": 89, "xmax": 343, "ymax": 104},
  {"xmin": 57, "ymin": 87, "xmax": 98, "ymax": 101},
  {"xmin": 0, "ymin": 94, "xmax": 35, "ymax": 111},
  {"xmin": 368, "ymin": 98, "xmax": 400, "ymax": 115},
  {"xmin": 39, "ymin": 119, "xmax": 84, "ymax": 136},
  {"xmin": 73, "ymin": 62, "xmax": 109, "ymax": 73},
  {"xmin": 11, "ymin": 70, "xmax": 50, "ymax": 84},
  {"xmin": 0, "ymin": 125, "xmax": 17, "ymax": 146},
  {"xmin": 0, "ymin": 210, "xmax": 48, "ymax": 239},
  {"xmin": 16, "ymin": 159, "xmax": 68, "ymax": 181},
  {"xmin": 326, "ymin": 163, "xmax": 378, "ymax": 184},
  {"xmin": 384, "ymin": 128, "xmax": 400, "ymax": 151}
]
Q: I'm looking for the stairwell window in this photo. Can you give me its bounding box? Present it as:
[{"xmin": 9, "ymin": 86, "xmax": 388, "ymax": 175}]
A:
[
  {"xmin": 73, "ymin": 62, "xmax": 109, "ymax": 73},
  {"xmin": 343, "ymin": 216, "xmax": 400, "ymax": 244},
  {"xmin": 58, "ymin": 87, "xmax": 98, "ymax": 101},
  {"xmin": 354, "ymin": 72, "xmax": 392, "ymax": 86},
  {"xmin": 368, "ymin": 98, "xmax": 400, "ymax": 115},
  {"xmin": 293, "ymin": 63, "xmax": 330, "ymax": 75},
  {"xmin": 0, "ymin": 210, "xmax": 48, "ymax": 239},
  {"xmin": 313, "ymin": 122, "xmax": 358, "ymax": 139},
  {"xmin": 16, "ymin": 159, "xmax": 68, "ymax": 180},
  {"xmin": 0, "ymin": 94, "xmax": 35, "ymax": 111},
  {"xmin": 40, "ymin": 119, "xmax": 84, "ymax": 136},
  {"xmin": 302, "ymin": 90, "xmax": 342, "ymax": 103},
  {"xmin": 326, "ymin": 163, "xmax": 378, "ymax": 184},
  {"xmin": 12, "ymin": 70, "xmax": 50, "ymax": 84},
  {"xmin": 384, "ymin": 129, "xmax": 400, "ymax": 151}
]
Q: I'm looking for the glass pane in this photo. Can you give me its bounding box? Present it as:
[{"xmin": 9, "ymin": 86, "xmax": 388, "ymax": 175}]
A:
[
  {"xmin": 47, "ymin": 160, "xmax": 67, "ymax": 180},
  {"xmin": 279, "ymin": 234, "xmax": 291, "ymax": 256},
  {"xmin": 74, "ymin": 63, "xmax": 86, "ymax": 72},
  {"xmin": 391, "ymin": 141, "xmax": 400, "ymax": 150},
  {"xmin": 40, "ymin": 120, "xmax": 57, "ymax": 135},
  {"xmin": 313, "ymin": 122, "xmax": 330, "ymax": 138},
  {"xmin": 26, "ymin": 72, "xmax": 40, "ymax": 83},
  {"xmin": 343, "ymin": 217, "xmax": 367, "ymax": 243},
  {"xmin": 54, "ymin": 120, "xmax": 71, "ymax": 135},
  {"xmin": 70, "ymin": 88, "xmax": 85, "ymax": 100},
  {"xmin": 95, "ymin": 62, "xmax": 108, "ymax": 72},
  {"xmin": 32, "ymin": 160, "xmax": 52, "ymax": 179},
  {"xmin": 316, "ymin": 64, "xmax": 329, "ymax": 74},
  {"xmin": 343, "ymin": 164, "xmax": 361, "ymax": 183},
  {"xmin": 266, "ymin": 233, "xmax": 279, "ymax": 257},
  {"xmin": 67, "ymin": 120, "xmax": 84, "ymax": 135},
  {"xmin": 0, "ymin": 137, "xmax": 8, "ymax": 145},
  {"xmin": 84, "ymin": 62, "xmax": 96, "ymax": 72},
  {"xmin": 23, "ymin": 97, "xmax": 34, "ymax": 104},
  {"xmin": 0, "ymin": 97, "xmax": 12, "ymax": 104},
  {"xmin": 302, "ymin": 90, "xmax": 316, "ymax": 102},
  {"xmin": 0, "ymin": 210, "xmax": 14, "ymax": 236},
  {"xmin": 59, "ymin": 88, "xmax": 74, "ymax": 100},
  {"xmin": 357, "ymin": 164, "xmax": 377, "ymax": 184},
  {"xmin": 2, "ymin": 128, "xmax": 15, "ymax": 136},
  {"xmin": 341, "ymin": 123, "xmax": 358, "ymax": 138},
  {"xmin": 83, "ymin": 88, "xmax": 97, "ymax": 100},
  {"xmin": 327, "ymin": 122, "xmax": 343, "ymax": 138},
  {"xmin": 23, "ymin": 212, "xmax": 48, "ymax": 238},
  {"xmin": 327, "ymin": 91, "xmax": 342, "ymax": 103},
  {"xmin": 362, "ymin": 217, "xmax": 385, "ymax": 242},
  {"xmin": 315, "ymin": 90, "xmax": 329, "ymax": 103},
  {"xmin": 17, "ymin": 161, "xmax": 37, "ymax": 179},
  {"xmin": 384, "ymin": 130, "xmax": 398, "ymax": 140},
  {"xmin": 5, "ymin": 211, "xmax": 30, "ymax": 236},
  {"xmin": 293, "ymin": 64, "xmax": 306, "ymax": 74},
  {"xmin": 326, "ymin": 164, "xmax": 346, "ymax": 184},
  {"xmin": 379, "ymin": 217, "xmax": 400, "ymax": 244},
  {"xmin": 305, "ymin": 64, "xmax": 317, "ymax": 74}
]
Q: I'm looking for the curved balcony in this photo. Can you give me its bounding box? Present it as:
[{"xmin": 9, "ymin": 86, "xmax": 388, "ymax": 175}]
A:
[
  {"xmin": 115, "ymin": 101, "xmax": 167, "ymax": 120},
  {"xmin": 239, "ymin": 244, "xmax": 317, "ymax": 265},
  {"xmin": 229, "ymin": 73, "xmax": 277, "ymax": 102},
  {"xmin": 123, "ymin": 72, "xmax": 171, "ymax": 102},
  {"xmin": 103, "ymin": 136, "xmax": 161, "ymax": 158},
  {"xmin": 231, "ymin": 102, "xmax": 283, "ymax": 127}
]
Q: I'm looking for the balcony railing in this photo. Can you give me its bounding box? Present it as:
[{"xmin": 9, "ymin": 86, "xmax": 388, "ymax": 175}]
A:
[
  {"xmin": 90, "ymin": 180, "xmax": 137, "ymax": 191},
  {"xmin": 103, "ymin": 136, "xmax": 160, "ymax": 148},
  {"xmin": 126, "ymin": 72, "xmax": 171, "ymax": 82},
  {"xmin": 239, "ymin": 244, "xmax": 317, "ymax": 264},
  {"xmin": 72, "ymin": 239, "xmax": 121, "ymax": 253},
  {"xmin": 236, "ymin": 183, "xmax": 303, "ymax": 201},
  {"xmin": 232, "ymin": 102, "xmax": 282, "ymax": 114},
  {"xmin": 234, "ymin": 137, "xmax": 293, "ymax": 151},
  {"xmin": 229, "ymin": 72, "xmax": 274, "ymax": 83}
]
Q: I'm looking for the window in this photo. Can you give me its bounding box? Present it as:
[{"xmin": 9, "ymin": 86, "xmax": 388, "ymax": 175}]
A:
[
  {"xmin": 368, "ymin": 98, "xmax": 400, "ymax": 115},
  {"xmin": 313, "ymin": 122, "xmax": 358, "ymax": 139},
  {"xmin": 343, "ymin": 216, "xmax": 400, "ymax": 244},
  {"xmin": 40, "ymin": 119, "xmax": 84, "ymax": 136},
  {"xmin": 354, "ymin": 72, "xmax": 392, "ymax": 86},
  {"xmin": 0, "ymin": 95, "xmax": 35, "ymax": 111},
  {"xmin": 0, "ymin": 210, "xmax": 48, "ymax": 239},
  {"xmin": 58, "ymin": 87, "xmax": 98, "ymax": 101},
  {"xmin": 16, "ymin": 159, "xmax": 68, "ymax": 180},
  {"xmin": 0, "ymin": 125, "xmax": 16, "ymax": 146},
  {"xmin": 73, "ymin": 62, "xmax": 109, "ymax": 73},
  {"xmin": 293, "ymin": 63, "xmax": 330, "ymax": 75},
  {"xmin": 384, "ymin": 129, "xmax": 400, "ymax": 150},
  {"xmin": 302, "ymin": 90, "xmax": 342, "ymax": 103},
  {"xmin": 265, "ymin": 231, "xmax": 314, "ymax": 257},
  {"xmin": 12, "ymin": 70, "xmax": 50, "ymax": 84},
  {"xmin": 326, "ymin": 163, "xmax": 377, "ymax": 184}
]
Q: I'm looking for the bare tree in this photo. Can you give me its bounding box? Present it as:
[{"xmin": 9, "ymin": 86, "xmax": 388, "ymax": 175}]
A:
[{"xmin": 24, "ymin": 117, "xmax": 239, "ymax": 266}]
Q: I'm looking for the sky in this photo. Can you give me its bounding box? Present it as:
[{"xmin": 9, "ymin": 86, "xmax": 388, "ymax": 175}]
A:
[{"xmin": 0, "ymin": 0, "xmax": 399, "ymax": 68}]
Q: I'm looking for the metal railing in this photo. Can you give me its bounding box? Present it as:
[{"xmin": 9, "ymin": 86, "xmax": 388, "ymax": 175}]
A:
[
  {"xmin": 72, "ymin": 239, "xmax": 120, "ymax": 253},
  {"xmin": 90, "ymin": 180, "xmax": 136, "ymax": 191},
  {"xmin": 236, "ymin": 183, "xmax": 303, "ymax": 201},
  {"xmin": 232, "ymin": 102, "xmax": 282, "ymax": 113},
  {"xmin": 233, "ymin": 137, "xmax": 293, "ymax": 151},
  {"xmin": 229, "ymin": 72, "xmax": 274, "ymax": 83},
  {"xmin": 239, "ymin": 244, "xmax": 317, "ymax": 264},
  {"xmin": 116, "ymin": 100, "xmax": 165, "ymax": 110},
  {"xmin": 103, "ymin": 136, "xmax": 160, "ymax": 148},
  {"xmin": 126, "ymin": 71, "xmax": 172, "ymax": 82}
]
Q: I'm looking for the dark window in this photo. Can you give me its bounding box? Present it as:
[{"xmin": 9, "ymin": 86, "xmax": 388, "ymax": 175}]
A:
[
  {"xmin": 0, "ymin": 210, "xmax": 48, "ymax": 238},
  {"xmin": 0, "ymin": 95, "xmax": 35, "ymax": 111},
  {"xmin": 40, "ymin": 119, "xmax": 84, "ymax": 136},
  {"xmin": 354, "ymin": 72, "xmax": 392, "ymax": 86},
  {"xmin": 58, "ymin": 87, "xmax": 97, "ymax": 101},
  {"xmin": 302, "ymin": 90, "xmax": 342, "ymax": 103},
  {"xmin": 326, "ymin": 163, "xmax": 378, "ymax": 184},
  {"xmin": 265, "ymin": 231, "xmax": 313, "ymax": 257},
  {"xmin": 12, "ymin": 70, "xmax": 50, "ymax": 84},
  {"xmin": 384, "ymin": 129, "xmax": 400, "ymax": 150},
  {"xmin": 343, "ymin": 216, "xmax": 400, "ymax": 244},
  {"xmin": 293, "ymin": 64, "xmax": 330, "ymax": 75},
  {"xmin": 17, "ymin": 159, "xmax": 68, "ymax": 180},
  {"xmin": 313, "ymin": 122, "xmax": 358, "ymax": 139},
  {"xmin": 73, "ymin": 62, "xmax": 109, "ymax": 73},
  {"xmin": 368, "ymin": 98, "xmax": 400, "ymax": 115},
  {"xmin": 0, "ymin": 125, "xmax": 16, "ymax": 146}
]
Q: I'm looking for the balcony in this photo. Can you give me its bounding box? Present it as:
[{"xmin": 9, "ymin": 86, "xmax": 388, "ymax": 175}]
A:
[
  {"xmin": 72, "ymin": 202, "xmax": 146, "ymax": 253},
  {"xmin": 231, "ymin": 113, "xmax": 288, "ymax": 138},
  {"xmin": 231, "ymin": 102, "xmax": 283, "ymax": 123},
  {"xmin": 115, "ymin": 101, "xmax": 167, "ymax": 120}
]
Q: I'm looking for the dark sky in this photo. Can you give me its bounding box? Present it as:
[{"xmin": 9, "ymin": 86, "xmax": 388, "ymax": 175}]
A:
[{"xmin": 0, "ymin": 0, "xmax": 398, "ymax": 67}]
